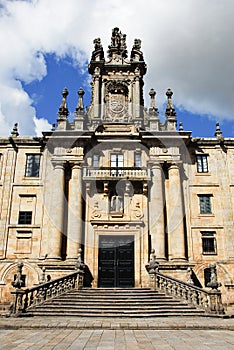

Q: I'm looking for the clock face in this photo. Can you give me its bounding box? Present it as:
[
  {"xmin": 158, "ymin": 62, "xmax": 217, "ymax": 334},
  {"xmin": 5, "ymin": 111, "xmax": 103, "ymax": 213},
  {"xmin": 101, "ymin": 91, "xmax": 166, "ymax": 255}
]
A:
[{"xmin": 110, "ymin": 99, "xmax": 124, "ymax": 114}]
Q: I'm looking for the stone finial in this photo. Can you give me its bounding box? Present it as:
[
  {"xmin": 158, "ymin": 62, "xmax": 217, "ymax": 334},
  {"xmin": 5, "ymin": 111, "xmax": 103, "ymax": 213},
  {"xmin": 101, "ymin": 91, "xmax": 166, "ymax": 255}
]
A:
[
  {"xmin": 179, "ymin": 122, "xmax": 184, "ymax": 131},
  {"xmin": 165, "ymin": 88, "xmax": 176, "ymax": 117},
  {"xmin": 11, "ymin": 123, "xmax": 19, "ymax": 137},
  {"xmin": 11, "ymin": 262, "xmax": 24, "ymax": 289},
  {"xmin": 215, "ymin": 122, "xmax": 224, "ymax": 141},
  {"xmin": 57, "ymin": 88, "xmax": 69, "ymax": 119},
  {"xmin": 75, "ymin": 88, "xmax": 85, "ymax": 115},
  {"xmin": 165, "ymin": 88, "xmax": 177, "ymax": 131},
  {"xmin": 149, "ymin": 89, "xmax": 159, "ymax": 117},
  {"xmin": 51, "ymin": 123, "xmax": 56, "ymax": 131},
  {"xmin": 108, "ymin": 27, "xmax": 127, "ymax": 58}
]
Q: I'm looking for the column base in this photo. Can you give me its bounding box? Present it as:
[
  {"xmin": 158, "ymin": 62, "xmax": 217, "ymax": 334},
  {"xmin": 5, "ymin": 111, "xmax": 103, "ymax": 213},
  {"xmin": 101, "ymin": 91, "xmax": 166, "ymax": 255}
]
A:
[
  {"xmin": 170, "ymin": 258, "xmax": 187, "ymax": 263},
  {"xmin": 156, "ymin": 257, "xmax": 167, "ymax": 262},
  {"xmin": 46, "ymin": 256, "xmax": 62, "ymax": 261},
  {"xmin": 66, "ymin": 257, "xmax": 78, "ymax": 262}
]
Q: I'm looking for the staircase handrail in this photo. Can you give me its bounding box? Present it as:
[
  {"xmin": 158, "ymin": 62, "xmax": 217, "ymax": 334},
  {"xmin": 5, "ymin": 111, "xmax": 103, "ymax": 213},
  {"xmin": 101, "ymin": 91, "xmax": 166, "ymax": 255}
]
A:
[
  {"xmin": 11, "ymin": 268, "xmax": 84, "ymax": 316},
  {"xmin": 148, "ymin": 269, "xmax": 225, "ymax": 315}
]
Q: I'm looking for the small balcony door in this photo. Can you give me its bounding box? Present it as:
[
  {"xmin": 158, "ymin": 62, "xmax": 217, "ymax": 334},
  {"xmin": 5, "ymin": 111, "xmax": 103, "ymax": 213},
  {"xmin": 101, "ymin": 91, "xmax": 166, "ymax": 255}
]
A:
[{"xmin": 111, "ymin": 154, "xmax": 124, "ymax": 176}]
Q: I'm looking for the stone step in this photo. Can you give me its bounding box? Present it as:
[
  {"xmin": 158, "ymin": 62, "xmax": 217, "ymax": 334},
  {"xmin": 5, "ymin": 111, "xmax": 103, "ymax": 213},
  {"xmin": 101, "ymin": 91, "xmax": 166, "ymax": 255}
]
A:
[
  {"xmin": 32, "ymin": 305, "xmax": 197, "ymax": 312},
  {"xmin": 29, "ymin": 310, "xmax": 205, "ymax": 317},
  {"xmin": 57, "ymin": 295, "xmax": 173, "ymax": 301},
  {"xmin": 27, "ymin": 288, "xmax": 206, "ymax": 318},
  {"xmin": 48, "ymin": 300, "xmax": 186, "ymax": 306}
]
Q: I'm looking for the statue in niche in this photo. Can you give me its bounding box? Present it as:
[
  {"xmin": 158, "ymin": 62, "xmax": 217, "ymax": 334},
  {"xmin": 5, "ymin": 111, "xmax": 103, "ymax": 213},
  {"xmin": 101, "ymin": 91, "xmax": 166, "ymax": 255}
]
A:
[{"xmin": 110, "ymin": 195, "xmax": 123, "ymax": 212}]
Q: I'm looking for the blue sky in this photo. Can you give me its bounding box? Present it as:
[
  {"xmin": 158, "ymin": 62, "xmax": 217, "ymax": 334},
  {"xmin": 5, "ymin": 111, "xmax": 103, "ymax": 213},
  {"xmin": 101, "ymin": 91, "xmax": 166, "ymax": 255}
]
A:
[
  {"xmin": 22, "ymin": 54, "xmax": 233, "ymax": 138},
  {"xmin": 0, "ymin": 0, "xmax": 233, "ymax": 137}
]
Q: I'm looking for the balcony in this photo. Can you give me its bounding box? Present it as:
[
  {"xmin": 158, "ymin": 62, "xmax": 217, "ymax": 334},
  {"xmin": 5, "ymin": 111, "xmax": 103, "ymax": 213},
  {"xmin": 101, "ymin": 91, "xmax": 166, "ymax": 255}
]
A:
[{"xmin": 83, "ymin": 167, "xmax": 151, "ymax": 180}]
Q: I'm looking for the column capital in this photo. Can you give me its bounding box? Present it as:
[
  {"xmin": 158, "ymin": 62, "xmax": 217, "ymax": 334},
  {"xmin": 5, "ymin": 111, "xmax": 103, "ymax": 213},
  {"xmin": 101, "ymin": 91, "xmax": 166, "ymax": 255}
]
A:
[
  {"xmin": 69, "ymin": 161, "xmax": 82, "ymax": 169},
  {"xmin": 51, "ymin": 159, "xmax": 66, "ymax": 170},
  {"xmin": 150, "ymin": 162, "xmax": 163, "ymax": 169},
  {"xmin": 168, "ymin": 162, "xmax": 182, "ymax": 171}
]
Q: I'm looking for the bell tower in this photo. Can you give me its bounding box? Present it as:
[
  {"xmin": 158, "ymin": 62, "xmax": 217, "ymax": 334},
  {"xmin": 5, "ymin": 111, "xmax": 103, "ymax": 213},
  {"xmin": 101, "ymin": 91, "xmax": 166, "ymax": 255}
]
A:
[{"xmin": 88, "ymin": 27, "xmax": 147, "ymax": 130}]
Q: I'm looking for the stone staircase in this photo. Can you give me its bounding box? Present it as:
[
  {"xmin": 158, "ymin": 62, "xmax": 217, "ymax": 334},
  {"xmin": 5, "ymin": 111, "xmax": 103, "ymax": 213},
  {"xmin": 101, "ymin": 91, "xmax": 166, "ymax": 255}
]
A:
[{"xmin": 27, "ymin": 288, "xmax": 206, "ymax": 317}]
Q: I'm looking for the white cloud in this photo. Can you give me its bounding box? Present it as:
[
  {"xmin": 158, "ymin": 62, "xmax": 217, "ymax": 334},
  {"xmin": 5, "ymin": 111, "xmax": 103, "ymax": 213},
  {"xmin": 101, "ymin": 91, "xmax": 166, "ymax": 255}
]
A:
[
  {"xmin": 0, "ymin": 0, "xmax": 233, "ymax": 135},
  {"xmin": 33, "ymin": 116, "xmax": 51, "ymax": 136}
]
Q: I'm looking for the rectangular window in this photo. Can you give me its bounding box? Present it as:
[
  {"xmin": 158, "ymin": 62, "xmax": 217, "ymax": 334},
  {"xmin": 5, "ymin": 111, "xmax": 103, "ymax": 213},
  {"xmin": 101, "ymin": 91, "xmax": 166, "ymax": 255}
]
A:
[
  {"xmin": 134, "ymin": 153, "xmax": 141, "ymax": 167},
  {"xmin": 202, "ymin": 232, "xmax": 217, "ymax": 254},
  {"xmin": 196, "ymin": 155, "xmax": 208, "ymax": 173},
  {"xmin": 199, "ymin": 195, "xmax": 212, "ymax": 214},
  {"xmin": 25, "ymin": 154, "xmax": 40, "ymax": 177},
  {"xmin": 92, "ymin": 154, "xmax": 100, "ymax": 167},
  {"xmin": 18, "ymin": 211, "xmax": 32, "ymax": 224}
]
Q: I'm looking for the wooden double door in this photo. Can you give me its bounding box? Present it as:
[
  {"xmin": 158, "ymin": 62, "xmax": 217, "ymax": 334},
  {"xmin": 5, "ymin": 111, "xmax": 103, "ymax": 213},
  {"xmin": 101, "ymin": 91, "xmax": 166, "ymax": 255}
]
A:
[{"xmin": 98, "ymin": 235, "xmax": 134, "ymax": 288}]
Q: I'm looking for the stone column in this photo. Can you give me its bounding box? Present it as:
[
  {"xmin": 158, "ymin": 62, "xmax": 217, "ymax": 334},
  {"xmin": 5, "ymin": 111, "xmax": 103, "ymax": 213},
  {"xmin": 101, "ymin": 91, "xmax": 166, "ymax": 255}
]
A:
[
  {"xmin": 134, "ymin": 76, "xmax": 140, "ymax": 118},
  {"xmin": 167, "ymin": 163, "xmax": 186, "ymax": 261},
  {"xmin": 149, "ymin": 163, "xmax": 166, "ymax": 260},
  {"xmin": 66, "ymin": 163, "xmax": 83, "ymax": 260},
  {"xmin": 101, "ymin": 79, "xmax": 105, "ymax": 118},
  {"xmin": 93, "ymin": 68, "xmax": 100, "ymax": 118},
  {"xmin": 48, "ymin": 161, "xmax": 65, "ymax": 259}
]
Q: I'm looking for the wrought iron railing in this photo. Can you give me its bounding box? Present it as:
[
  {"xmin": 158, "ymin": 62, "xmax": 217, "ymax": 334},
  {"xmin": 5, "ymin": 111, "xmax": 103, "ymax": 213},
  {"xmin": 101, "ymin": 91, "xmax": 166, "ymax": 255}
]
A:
[
  {"xmin": 147, "ymin": 269, "xmax": 225, "ymax": 315},
  {"xmin": 11, "ymin": 269, "xmax": 84, "ymax": 316},
  {"xmin": 83, "ymin": 167, "xmax": 151, "ymax": 179}
]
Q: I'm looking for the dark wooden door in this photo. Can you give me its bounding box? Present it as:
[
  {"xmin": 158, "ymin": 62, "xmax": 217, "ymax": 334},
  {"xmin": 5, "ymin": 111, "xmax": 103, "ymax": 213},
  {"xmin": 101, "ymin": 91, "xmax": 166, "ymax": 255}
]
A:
[{"xmin": 98, "ymin": 235, "xmax": 134, "ymax": 288}]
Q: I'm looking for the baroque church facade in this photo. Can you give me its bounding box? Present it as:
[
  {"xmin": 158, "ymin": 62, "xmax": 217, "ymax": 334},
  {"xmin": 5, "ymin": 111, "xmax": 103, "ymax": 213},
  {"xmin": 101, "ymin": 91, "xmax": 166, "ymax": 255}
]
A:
[{"xmin": 0, "ymin": 28, "xmax": 233, "ymax": 309}]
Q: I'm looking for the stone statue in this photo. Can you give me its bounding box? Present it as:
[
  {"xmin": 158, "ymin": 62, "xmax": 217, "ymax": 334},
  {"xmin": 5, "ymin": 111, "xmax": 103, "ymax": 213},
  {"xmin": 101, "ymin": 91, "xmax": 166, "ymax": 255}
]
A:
[
  {"xmin": 147, "ymin": 249, "xmax": 159, "ymax": 273},
  {"xmin": 93, "ymin": 38, "xmax": 102, "ymax": 50},
  {"xmin": 207, "ymin": 263, "xmax": 221, "ymax": 290},
  {"xmin": 91, "ymin": 38, "xmax": 104, "ymax": 61},
  {"xmin": 110, "ymin": 195, "xmax": 123, "ymax": 212},
  {"xmin": 108, "ymin": 28, "xmax": 127, "ymax": 58},
  {"xmin": 11, "ymin": 262, "xmax": 24, "ymax": 289},
  {"xmin": 131, "ymin": 39, "xmax": 144, "ymax": 61},
  {"xmin": 187, "ymin": 267, "xmax": 194, "ymax": 285}
]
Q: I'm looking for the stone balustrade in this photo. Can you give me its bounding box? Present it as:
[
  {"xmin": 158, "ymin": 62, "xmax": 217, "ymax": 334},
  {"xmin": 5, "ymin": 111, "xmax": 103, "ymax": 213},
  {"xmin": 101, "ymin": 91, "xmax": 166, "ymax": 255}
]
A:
[
  {"xmin": 147, "ymin": 269, "xmax": 225, "ymax": 315},
  {"xmin": 83, "ymin": 167, "xmax": 151, "ymax": 179},
  {"xmin": 11, "ymin": 269, "xmax": 85, "ymax": 316}
]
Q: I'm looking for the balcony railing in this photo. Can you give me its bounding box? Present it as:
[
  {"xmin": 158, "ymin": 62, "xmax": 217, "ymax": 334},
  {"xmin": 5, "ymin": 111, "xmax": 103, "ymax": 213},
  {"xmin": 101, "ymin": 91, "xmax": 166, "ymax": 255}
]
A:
[{"xmin": 83, "ymin": 167, "xmax": 151, "ymax": 179}]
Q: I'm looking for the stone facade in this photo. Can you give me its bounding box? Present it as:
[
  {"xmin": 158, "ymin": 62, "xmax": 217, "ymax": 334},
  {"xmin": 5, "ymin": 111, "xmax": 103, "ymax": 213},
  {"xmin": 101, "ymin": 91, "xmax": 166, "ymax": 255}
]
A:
[{"xmin": 0, "ymin": 28, "xmax": 233, "ymax": 309}]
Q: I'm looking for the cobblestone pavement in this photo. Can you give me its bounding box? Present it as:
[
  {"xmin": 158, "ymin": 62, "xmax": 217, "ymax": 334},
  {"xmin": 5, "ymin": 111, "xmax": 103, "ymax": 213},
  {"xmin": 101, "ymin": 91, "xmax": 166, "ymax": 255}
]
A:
[{"xmin": 0, "ymin": 316, "xmax": 233, "ymax": 350}]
